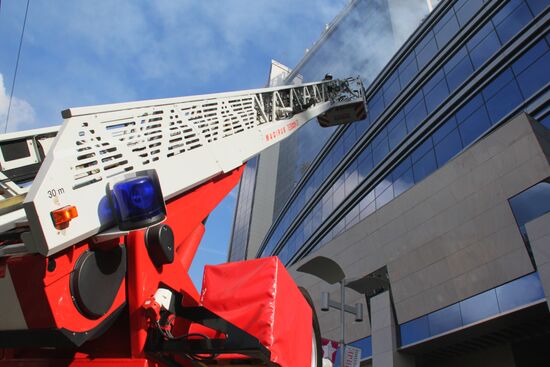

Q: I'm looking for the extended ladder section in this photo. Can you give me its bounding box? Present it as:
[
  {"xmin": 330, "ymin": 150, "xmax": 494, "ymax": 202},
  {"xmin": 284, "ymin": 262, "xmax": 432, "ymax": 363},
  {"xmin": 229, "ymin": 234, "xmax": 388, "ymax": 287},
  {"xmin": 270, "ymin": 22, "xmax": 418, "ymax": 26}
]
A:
[{"xmin": 0, "ymin": 77, "xmax": 366, "ymax": 257}]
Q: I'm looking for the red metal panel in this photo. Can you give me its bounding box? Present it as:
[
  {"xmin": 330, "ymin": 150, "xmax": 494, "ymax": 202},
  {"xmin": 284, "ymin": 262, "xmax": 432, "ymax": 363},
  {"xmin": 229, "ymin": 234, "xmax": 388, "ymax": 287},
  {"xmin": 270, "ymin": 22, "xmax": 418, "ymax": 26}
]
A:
[
  {"xmin": 200, "ymin": 256, "xmax": 313, "ymax": 367},
  {"xmin": 126, "ymin": 166, "xmax": 244, "ymax": 358}
]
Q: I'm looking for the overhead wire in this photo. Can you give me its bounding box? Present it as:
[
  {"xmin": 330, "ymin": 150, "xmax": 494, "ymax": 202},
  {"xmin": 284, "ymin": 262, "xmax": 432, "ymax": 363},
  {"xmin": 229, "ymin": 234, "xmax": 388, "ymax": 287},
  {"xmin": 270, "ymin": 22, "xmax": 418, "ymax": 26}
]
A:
[{"xmin": 4, "ymin": 0, "xmax": 31, "ymax": 133}]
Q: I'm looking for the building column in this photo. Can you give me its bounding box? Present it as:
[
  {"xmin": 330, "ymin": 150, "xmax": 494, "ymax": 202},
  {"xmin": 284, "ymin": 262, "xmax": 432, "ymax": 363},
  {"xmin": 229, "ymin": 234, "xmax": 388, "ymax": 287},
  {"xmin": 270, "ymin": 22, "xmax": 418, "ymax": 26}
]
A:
[
  {"xmin": 371, "ymin": 291, "xmax": 414, "ymax": 367},
  {"xmin": 526, "ymin": 212, "xmax": 550, "ymax": 310}
]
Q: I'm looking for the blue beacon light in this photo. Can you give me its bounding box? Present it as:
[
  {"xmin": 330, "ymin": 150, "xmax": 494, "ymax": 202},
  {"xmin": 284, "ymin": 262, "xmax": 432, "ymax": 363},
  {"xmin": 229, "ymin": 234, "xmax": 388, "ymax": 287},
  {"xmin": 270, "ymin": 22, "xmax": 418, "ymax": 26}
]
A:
[{"xmin": 110, "ymin": 175, "xmax": 166, "ymax": 230}]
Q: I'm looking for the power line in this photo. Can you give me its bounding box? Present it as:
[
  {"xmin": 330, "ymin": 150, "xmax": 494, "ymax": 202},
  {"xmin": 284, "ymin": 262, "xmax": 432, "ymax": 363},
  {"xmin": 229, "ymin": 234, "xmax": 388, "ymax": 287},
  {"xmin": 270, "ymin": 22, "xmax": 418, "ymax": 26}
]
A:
[{"xmin": 4, "ymin": 0, "xmax": 31, "ymax": 133}]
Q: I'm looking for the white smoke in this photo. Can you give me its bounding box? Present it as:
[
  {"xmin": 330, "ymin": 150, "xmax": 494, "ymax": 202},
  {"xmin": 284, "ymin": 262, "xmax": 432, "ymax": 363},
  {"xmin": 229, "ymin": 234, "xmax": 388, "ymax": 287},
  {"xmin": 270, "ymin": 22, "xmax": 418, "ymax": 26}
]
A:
[
  {"xmin": 0, "ymin": 74, "xmax": 36, "ymax": 133},
  {"xmin": 296, "ymin": 0, "xmax": 429, "ymax": 86}
]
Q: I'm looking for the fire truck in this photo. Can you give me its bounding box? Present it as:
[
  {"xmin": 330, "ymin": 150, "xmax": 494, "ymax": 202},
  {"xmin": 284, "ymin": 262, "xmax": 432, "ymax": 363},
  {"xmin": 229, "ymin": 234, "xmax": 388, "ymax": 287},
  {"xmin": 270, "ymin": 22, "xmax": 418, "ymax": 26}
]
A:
[{"xmin": 0, "ymin": 77, "xmax": 366, "ymax": 367}]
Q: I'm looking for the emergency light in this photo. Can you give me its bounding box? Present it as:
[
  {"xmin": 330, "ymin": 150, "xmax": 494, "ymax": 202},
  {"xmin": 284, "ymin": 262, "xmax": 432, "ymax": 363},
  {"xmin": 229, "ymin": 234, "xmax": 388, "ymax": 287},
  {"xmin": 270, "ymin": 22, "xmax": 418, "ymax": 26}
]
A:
[{"xmin": 109, "ymin": 173, "xmax": 166, "ymax": 230}]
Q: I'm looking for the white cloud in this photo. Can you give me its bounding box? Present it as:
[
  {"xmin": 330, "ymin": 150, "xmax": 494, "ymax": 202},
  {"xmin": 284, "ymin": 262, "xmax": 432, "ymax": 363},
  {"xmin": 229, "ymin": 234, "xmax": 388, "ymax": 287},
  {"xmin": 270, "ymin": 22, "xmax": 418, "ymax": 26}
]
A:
[
  {"xmin": 0, "ymin": 74, "xmax": 36, "ymax": 132},
  {"xmin": 32, "ymin": 1, "xmax": 348, "ymax": 87}
]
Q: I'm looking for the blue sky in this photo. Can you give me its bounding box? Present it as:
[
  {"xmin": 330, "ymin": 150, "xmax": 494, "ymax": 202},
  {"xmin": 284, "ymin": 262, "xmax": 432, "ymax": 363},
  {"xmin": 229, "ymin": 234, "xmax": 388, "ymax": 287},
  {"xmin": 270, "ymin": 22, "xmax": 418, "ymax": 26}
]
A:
[{"xmin": 0, "ymin": 0, "xmax": 347, "ymax": 287}]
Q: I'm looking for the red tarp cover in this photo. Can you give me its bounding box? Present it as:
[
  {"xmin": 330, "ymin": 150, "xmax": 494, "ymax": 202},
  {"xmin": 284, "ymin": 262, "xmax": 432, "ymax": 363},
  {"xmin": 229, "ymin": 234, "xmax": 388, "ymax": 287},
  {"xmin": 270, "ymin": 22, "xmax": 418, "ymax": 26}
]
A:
[{"xmin": 200, "ymin": 256, "xmax": 312, "ymax": 367}]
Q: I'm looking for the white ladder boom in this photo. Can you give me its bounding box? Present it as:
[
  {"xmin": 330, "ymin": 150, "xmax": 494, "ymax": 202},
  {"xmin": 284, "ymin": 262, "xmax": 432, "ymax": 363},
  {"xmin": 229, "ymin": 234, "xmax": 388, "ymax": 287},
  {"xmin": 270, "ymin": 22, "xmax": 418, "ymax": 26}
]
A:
[{"xmin": 0, "ymin": 78, "xmax": 366, "ymax": 256}]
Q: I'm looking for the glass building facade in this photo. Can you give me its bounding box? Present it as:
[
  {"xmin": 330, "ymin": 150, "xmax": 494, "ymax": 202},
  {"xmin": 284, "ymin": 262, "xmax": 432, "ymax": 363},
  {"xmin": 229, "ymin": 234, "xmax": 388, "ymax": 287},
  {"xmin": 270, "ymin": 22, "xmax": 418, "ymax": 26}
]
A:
[{"xmin": 249, "ymin": 0, "xmax": 550, "ymax": 266}]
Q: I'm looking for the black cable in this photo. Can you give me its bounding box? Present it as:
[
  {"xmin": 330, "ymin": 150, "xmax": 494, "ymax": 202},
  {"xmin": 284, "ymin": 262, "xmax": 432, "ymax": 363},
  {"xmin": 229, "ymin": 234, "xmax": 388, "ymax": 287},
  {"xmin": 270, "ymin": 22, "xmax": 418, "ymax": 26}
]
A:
[{"xmin": 4, "ymin": 0, "xmax": 31, "ymax": 133}]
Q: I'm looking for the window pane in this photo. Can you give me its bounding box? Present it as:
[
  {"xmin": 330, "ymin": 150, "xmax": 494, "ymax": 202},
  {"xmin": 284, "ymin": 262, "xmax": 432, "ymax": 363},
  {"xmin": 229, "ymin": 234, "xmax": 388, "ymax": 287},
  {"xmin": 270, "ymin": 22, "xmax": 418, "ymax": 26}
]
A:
[
  {"xmin": 428, "ymin": 303, "xmax": 463, "ymax": 335},
  {"xmin": 512, "ymin": 38, "xmax": 548, "ymax": 75},
  {"xmin": 350, "ymin": 336, "xmax": 372, "ymax": 359},
  {"xmin": 405, "ymin": 99, "xmax": 428, "ymax": 132},
  {"xmin": 495, "ymin": 2, "xmax": 533, "ymax": 44},
  {"xmin": 358, "ymin": 152, "xmax": 373, "ymax": 180},
  {"xmin": 515, "ymin": 50, "xmax": 550, "ymax": 98},
  {"xmin": 388, "ymin": 119, "xmax": 407, "ymax": 149},
  {"xmin": 458, "ymin": 103, "xmax": 490, "ymax": 146},
  {"xmin": 456, "ymin": 94, "xmax": 484, "ymax": 124},
  {"xmin": 413, "ymin": 150, "xmax": 437, "ymax": 182},
  {"xmin": 460, "ymin": 289, "xmax": 500, "ymax": 324},
  {"xmin": 435, "ymin": 128, "xmax": 462, "ymax": 166},
  {"xmin": 496, "ymin": 273, "xmax": 545, "ymax": 312},
  {"xmin": 424, "ymin": 76, "xmax": 450, "ymax": 113},
  {"xmin": 468, "ymin": 30, "xmax": 501, "ymax": 69},
  {"xmin": 435, "ymin": 13, "xmax": 460, "ymax": 48},
  {"xmin": 383, "ymin": 72, "xmax": 401, "ymax": 105},
  {"xmin": 466, "ymin": 21, "xmax": 492, "ymax": 50},
  {"xmin": 400, "ymin": 316, "xmax": 430, "ymax": 346},
  {"xmin": 509, "ymin": 181, "xmax": 550, "ymax": 227},
  {"xmin": 445, "ymin": 50, "xmax": 474, "ymax": 91},
  {"xmin": 399, "ymin": 56, "xmax": 418, "ymax": 87},
  {"xmin": 368, "ymin": 92, "xmax": 385, "ymax": 122},
  {"xmin": 526, "ymin": 0, "xmax": 549, "ymax": 14},
  {"xmin": 394, "ymin": 168, "xmax": 414, "ymax": 196},
  {"xmin": 455, "ymin": 0, "xmax": 484, "ymax": 26},
  {"xmin": 433, "ymin": 116, "xmax": 458, "ymax": 144},
  {"xmin": 372, "ymin": 129, "xmax": 388, "ymax": 148},
  {"xmin": 416, "ymin": 36, "xmax": 438, "ymax": 69},
  {"xmin": 372, "ymin": 140, "xmax": 389, "ymax": 166},
  {"xmin": 376, "ymin": 183, "xmax": 394, "ymax": 208},
  {"xmin": 483, "ymin": 69, "xmax": 515, "ymax": 100},
  {"xmin": 485, "ymin": 79, "xmax": 523, "ymax": 124},
  {"xmin": 375, "ymin": 177, "xmax": 392, "ymax": 197},
  {"xmin": 393, "ymin": 156, "xmax": 412, "ymax": 178},
  {"xmin": 411, "ymin": 138, "xmax": 433, "ymax": 163},
  {"xmin": 492, "ymin": 0, "xmax": 524, "ymax": 25}
]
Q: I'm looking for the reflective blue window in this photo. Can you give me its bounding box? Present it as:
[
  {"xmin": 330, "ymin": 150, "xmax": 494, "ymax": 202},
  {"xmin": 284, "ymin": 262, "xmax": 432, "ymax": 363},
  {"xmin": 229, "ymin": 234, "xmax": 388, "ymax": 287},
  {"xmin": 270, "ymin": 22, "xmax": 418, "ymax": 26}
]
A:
[
  {"xmin": 496, "ymin": 273, "xmax": 545, "ymax": 311},
  {"xmin": 400, "ymin": 316, "xmax": 430, "ymax": 346},
  {"xmin": 434, "ymin": 128, "xmax": 462, "ymax": 166},
  {"xmin": 358, "ymin": 152, "xmax": 374, "ymax": 180},
  {"xmin": 495, "ymin": 1, "xmax": 533, "ymax": 44},
  {"xmin": 405, "ymin": 98, "xmax": 428, "ymax": 132},
  {"xmin": 482, "ymin": 69, "xmax": 515, "ymax": 100},
  {"xmin": 384, "ymin": 72, "xmax": 401, "ymax": 104},
  {"xmin": 466, "ymin": 21, "xmax": 493, "ymax": 50},
  {"xmin": 511, "ymin": 38, "xmax": 548, "ymax": 75},
  {"xmin": 485, "ymin": 79, "xmax": 523, "ymax": 124},
  {"xmin": 456, "ymin": 94, "xmax": 484, "ymax": 123},
  {"xmin": 540, "ymin": 114, "xmax": 550, "ymax": 129},
  {"xmin": 468, "ymin": 29, "xmax": 501, "ymax": 69},
  {"xmin": 368, "ymin": 92, "xmax": 385, "ymax": 123},
  {"xmin": 509, "ymin": 180, "xmax": 550, "ymax": 230},
  {"xmin": 349, "ymin": 336, "xmax": 372, "ymax": 359},
  {"xmin": 435, "ymin": 11, "xmax": 460, "ymax": 48},
  {"xmin": 376, "ymin": 184, "xmax": 394, "ymax": 208},
  {"xmin": 433, "ymin": 116, "xmax": 458, "ymax": 144},
  {"xmin": 526, "ymin": 0, "xmax": 549, "ymax": 14},
  {"xmin": 393, "ymin": 168, "xmax": 414, "ymax": 197},
  {"xmin": 413, "ymin": 150, "xmax": 437, "ymax": 182},
  {"xmin": 459, "ymin": 289, "xmax": 500, "ymax": 324},
  {"xmin": 388, "ymin": 119, "xmax": 407, "ymax": 149},
  {"xmin": 428, "ymin": 303, "xmax": 463, "ymax": 335},
  {"xmin": 445, "ymin": 51, "xmax": 474, "ymax": 91},
  {"xmin": 411, "ymin": 138, "xmax": 432, "ymax": 163},
  {"xmin": 455, "ymin": 0, "xmax": 484, "ymax": 26},
  {"xmin": 399, "ymin": 273, "xmax": 544, "ymax": 346},
  {"xmin": 458, "ymin": 103, "xmax": 490, "ymax": 146},
  {"xmin": 514, "ymin": 47, "xmax": 550, "ymax": 98},
  {"xmin": 398, "ymin": 54, "xmax": 418, "ymax": 87},
  {"xmin": 424, "ymin": 76, "xmax": 450, "ymax": 113},
  {"xmin": 492, "ymin": 0, "xmax": 524, "ymax": 25},
  {"xmin": 372, "ymin": 141, "xmax": 389, "ymax": 166},
  {"xmin": 416, "ymin": 35, "xmax": 438, "ymax": 69}
]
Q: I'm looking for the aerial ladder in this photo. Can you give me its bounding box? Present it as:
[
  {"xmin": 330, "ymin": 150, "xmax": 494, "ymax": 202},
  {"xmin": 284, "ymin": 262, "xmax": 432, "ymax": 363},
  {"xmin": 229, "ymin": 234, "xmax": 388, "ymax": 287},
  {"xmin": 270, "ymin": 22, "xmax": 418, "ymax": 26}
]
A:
[{"xmin": 0, "ymin": 77, "xmax": 366, "ymax": 367}]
